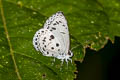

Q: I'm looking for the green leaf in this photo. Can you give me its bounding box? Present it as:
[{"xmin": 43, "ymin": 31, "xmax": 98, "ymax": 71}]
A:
[{"xmin": 0, "ymin": 0, "xmax": 120, "ymax": 80}]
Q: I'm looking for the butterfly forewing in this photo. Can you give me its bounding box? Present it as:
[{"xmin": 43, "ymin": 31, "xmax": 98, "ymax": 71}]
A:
[{"xmin": 43, "ymin": 11, "xmax": 70, "ymax": 55}]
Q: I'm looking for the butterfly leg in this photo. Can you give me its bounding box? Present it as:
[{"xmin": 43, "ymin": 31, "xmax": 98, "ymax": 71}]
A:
[
  {"xmin": 61, "ymin": 59, "xmax": 64, "ymax": 66},
  {"xmin": 65, "ymin": 58, "xmax": 69, "ymax": 67},
  {"xmin": 60, "ymin": 59, "xmax": 64, "ymax": 71},
  {"xmin": 51, "ymin": 58, "xmax": 56, "ymax": 66},
  {"xmin": 69, "ymin": 58, "xmax": 72, "ymax": 63},
  {"xmin": 53, "ymin": 58, "xmax": 56, "ymax": 62}
]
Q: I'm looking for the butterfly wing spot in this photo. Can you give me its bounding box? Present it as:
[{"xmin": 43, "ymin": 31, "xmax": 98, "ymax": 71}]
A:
[
  {"xmin": 41, "ymin": 31, "xmax": 44, "ymax": 33},
  {"xmin": 58, "ymin": 49, "xmax": 60, "ymax": 51},
  {"xmin": 42, "ymin": 39, "xmax": 45, "ymax": 42},
  {"xmin": 50, "ymin": 30, "xmax": 53, "ymax": 31},
  {"xmin": 60, "ymin": 32, "xmax": 66, "ymax": 34},
  {"xmin": 56, "ymin": 43, "xmax": 59, "ymax": 47},
  {"xmin": 56, "ymin": 21, "xmax": 59, "ymax": 24},
  {"xmin": 35, "ymin": 42, "xmax": 37, "ymax": 45},
  {"xmin": 53, "ymin": 23, "xmax": 57, "ymax": 25},
  {"xmin": 51, "ymin": 47, "xmax": 54, "ymax": 50},
  {"xmin": 35, "ymin": 38, "xmax": 37, "ymax": 41},
  {"xmin": 51, "ymin": 27, "xmax": 56, "ymax": 30},
  {"xmin": 59, "ymin": 21, "xmax": 62, "ymax": 23},
  {"xmin": 62, "ymin": 25, "xmax": 65, "ymax": 27},
  {"xmin": 47, "ymin": 51, "xmax": 49, "ymax": 54},
  {"xmin": 44, "ymin": 45, "xmax": 46, "ymax": 48},
  {"xmin": 43, "ymin": 48, "xmax": 45, "ymax": 51},
  {"xmin": 44, "ymin": 37, "xmax": 46, "ymax": 39},
  {"xmin": 52, "ymin": 54, "xmax": 54, "ymax": 56},
  {"xmin": 50, "ymin": 35, "xmax": 54, "ymax": 39}
]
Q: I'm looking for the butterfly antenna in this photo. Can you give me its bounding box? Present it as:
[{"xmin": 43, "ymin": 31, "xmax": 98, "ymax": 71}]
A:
[{"xmin": 71, "ymin": 45, "xmax": 80, "ymax": 51}]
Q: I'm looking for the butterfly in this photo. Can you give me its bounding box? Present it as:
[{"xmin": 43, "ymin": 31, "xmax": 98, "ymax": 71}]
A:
[{"xmin": 33, "ymin": 11, "xmax": 73, "ymax": 64}]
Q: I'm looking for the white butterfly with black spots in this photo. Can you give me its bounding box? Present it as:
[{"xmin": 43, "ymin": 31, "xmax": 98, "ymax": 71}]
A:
[{"xmin": 33, "ymin": 11, "xmax": 73, "ymax": 64}]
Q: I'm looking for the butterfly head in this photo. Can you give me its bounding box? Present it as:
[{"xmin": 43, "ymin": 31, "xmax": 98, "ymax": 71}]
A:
[{"xmin": 67, "ymin": 50, "xmax": 73, "ymax": 57}]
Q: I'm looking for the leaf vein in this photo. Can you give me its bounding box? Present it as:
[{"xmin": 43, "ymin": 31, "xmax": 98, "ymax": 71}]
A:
[{"xmin": 0, "ymin": 0, "xmax": 22, "ymax": 80}]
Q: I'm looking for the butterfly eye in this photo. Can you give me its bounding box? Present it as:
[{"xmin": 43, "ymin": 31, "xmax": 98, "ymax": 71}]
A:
[
  {"xmin": 68, "ymin": 51, "xmax": 71, "ymax": 55},
  {"xmin": 68, "ymin": 50, "xmax": 73, "ymax": 57},
  {"xmin": 68, "ymin": 51, "xmax": 73, "ymax": 56}
]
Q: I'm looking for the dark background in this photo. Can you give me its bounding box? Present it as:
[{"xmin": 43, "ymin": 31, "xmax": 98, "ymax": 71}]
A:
[{"xmin": 75, "ymin": 36, "xmax": 120, "ymax": 80}]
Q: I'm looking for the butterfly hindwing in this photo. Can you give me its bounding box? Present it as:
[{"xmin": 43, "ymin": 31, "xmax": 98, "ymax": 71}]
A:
[{"xmin": 33, "ymin": 28, "xmax": 62, "ymax": 57}]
